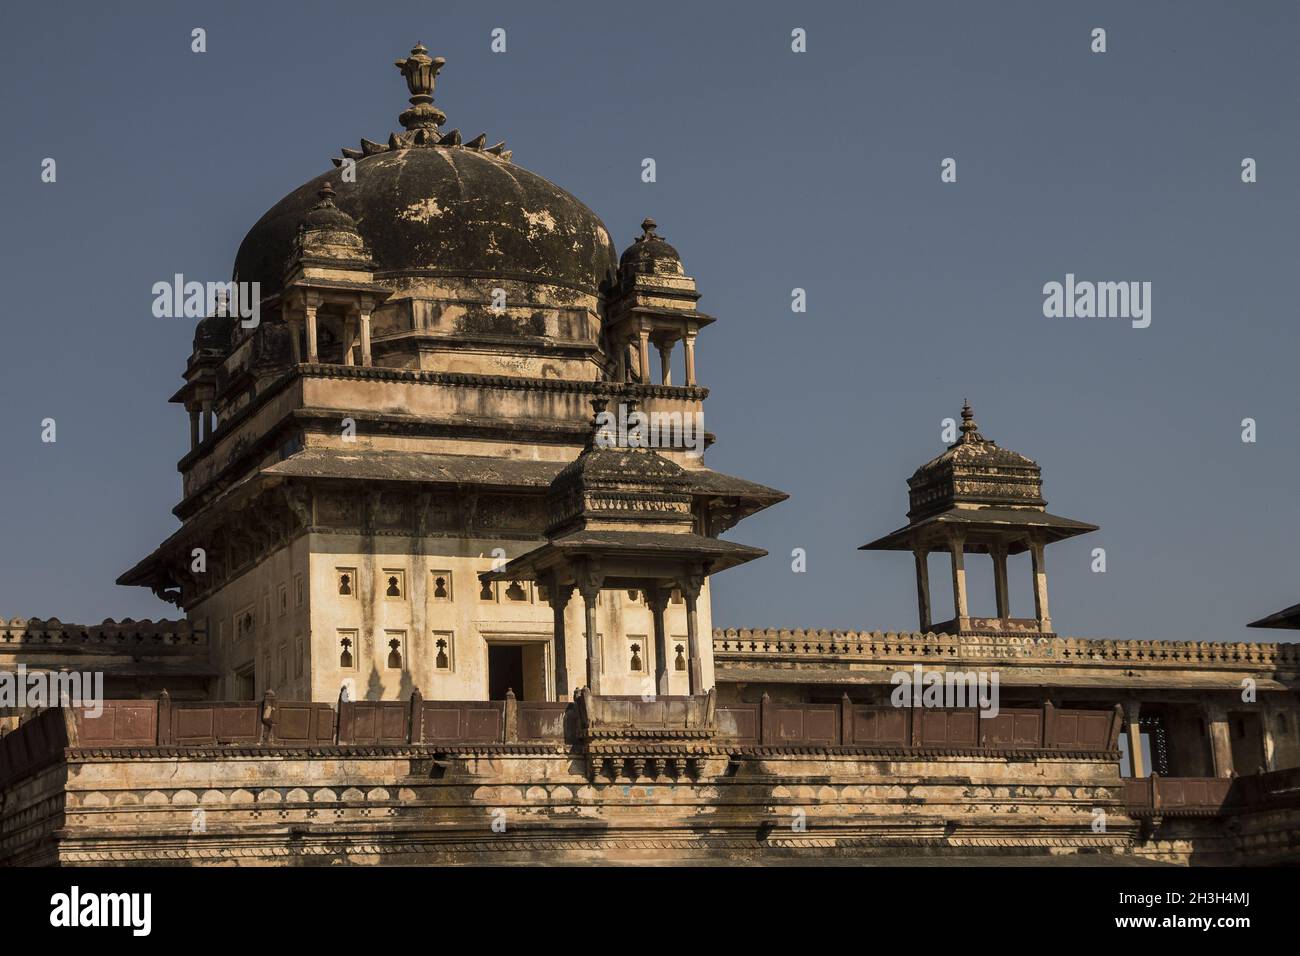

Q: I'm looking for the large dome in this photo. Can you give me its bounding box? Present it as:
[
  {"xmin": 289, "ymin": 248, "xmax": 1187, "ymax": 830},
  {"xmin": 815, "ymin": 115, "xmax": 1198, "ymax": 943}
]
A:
[{"xmin": 234, "ymin": 146, "xmax": 618, "ymax": 298}]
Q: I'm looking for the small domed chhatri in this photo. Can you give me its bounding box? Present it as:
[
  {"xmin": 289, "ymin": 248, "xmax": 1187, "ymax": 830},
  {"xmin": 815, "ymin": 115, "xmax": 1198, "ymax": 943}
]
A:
[
  {"xmin": 619, "ymin": 218, "xmax": 683, "ymax": 277},
  {"xmin": 862, "ymin": 401, "xmax": 1097, "ymax": 637}
]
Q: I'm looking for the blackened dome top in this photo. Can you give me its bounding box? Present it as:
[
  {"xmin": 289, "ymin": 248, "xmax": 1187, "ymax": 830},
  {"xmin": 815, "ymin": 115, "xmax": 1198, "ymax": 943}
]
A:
[{"xmin": 232, "ymin": 46, "xmax": 618, "ymax": 297}]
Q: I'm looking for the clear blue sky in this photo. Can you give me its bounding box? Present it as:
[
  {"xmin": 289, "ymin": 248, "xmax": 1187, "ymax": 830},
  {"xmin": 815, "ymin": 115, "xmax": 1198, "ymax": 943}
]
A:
[{"xmin": 2, "ymin": 1, "xmax": 1298, "ymax": 642}]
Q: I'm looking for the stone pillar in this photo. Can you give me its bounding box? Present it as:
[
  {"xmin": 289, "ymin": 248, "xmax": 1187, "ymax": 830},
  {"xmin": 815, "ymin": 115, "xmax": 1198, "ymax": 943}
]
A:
[
  {"xmin": 637, "ymin": 328, "xmax": 651, "ymax": 383},
  {"xmin": 576, "ymin": 564, "xmax": 604, "ymax": 695},
  {"xmin": 615, "ymin": 338, "xmax": 627, "ymax": 383},
  {"xmin": 284, "ymin": 302, "xmax": 302, "ymax": 364},
  {"xmin": 648, "ymin": 588, "xmax": 670, "ymax": 696},
  {"xmin": 305, "ymin": 303, "xmax": 319, "ymax": 363},
  {"xmin": 679, "ymin": 570, "xmax": 705, "ymax": 695},
  {"xmin": 1029, "ymin": 536, "xmax": 1051, "ymax": 631},
  {"xmin": 188, "ymin": 407, "xmax": 200, "ymax": 449},
  {"xmin": 1125, "ymin": 700, "xmax": 1146, "ymax": 778},
  {"xmin": 683, "ymin": 332, "xmax": 697, "ymax": 386},
  {"xmin": 200, "ymin": 400, "xmax": 213, "ymax": 442},
  {"xmin": 359, "ymin": 309, "xmax": 372, "ymax": 367},
  {"xmin": 948, "ymin": 531, "xmax": 969, "ymax": 631},
  {"xmin": 546, "ymin": 580, "xmax": 575, "ymax": 701},
  {"xmin": 912, "ymin": 546, "xmax": 931, "ymax": 631},
  {"xmin": 1206, "ymin": 703, "xmax": 1234, "ymax": 778},
  {"xmin": 342, "ymin": 315, "xmax": 356, "ymax": 366},
  {"xmin": 991, "ymin": 545, "xmax": 1010, "ymax": 619},
  {"xmin": 658, "ymin": 342, "xmax": 672, "ymax": 386}
]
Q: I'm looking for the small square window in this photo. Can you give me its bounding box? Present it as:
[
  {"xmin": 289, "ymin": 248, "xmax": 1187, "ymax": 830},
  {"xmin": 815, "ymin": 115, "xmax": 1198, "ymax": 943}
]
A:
[
  {"xmin": 337, "ymin": 567, "xmax": 357, "ymax": 597},
  {"xmin": 382, "ymin": 569, "xmax": 406, "ymax": 600},
  {"xmin": 430, "ymin": 571, "xmax": 453, "ymax": 602},
  {"xmin": 433, "ymin": 630, "xmax": 454, "ymax": 671},
  {"xmin": 505, "ymin": 580, "xmax": 530, "ymax": 602},
  {"xmin": 338, "ymin": 629, "xmax": 358, "ymax": 670}
]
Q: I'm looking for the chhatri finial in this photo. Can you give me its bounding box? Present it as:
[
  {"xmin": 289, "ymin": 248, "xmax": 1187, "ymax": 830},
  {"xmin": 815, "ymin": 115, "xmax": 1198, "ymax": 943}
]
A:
[
  {"xmin": 394, "ymin": 43, "xmax": 447, "ymax": 134},
  {"xmin": 639, "ymin": 218, "xmax": 658, "ymax": 240},
  {"xmin": 956, "ymin": 399, "xmax": 986, "ymax": 444},
  {"xmin": 315, "ymin": 182, "xmax": 337, "ymax": 206}
]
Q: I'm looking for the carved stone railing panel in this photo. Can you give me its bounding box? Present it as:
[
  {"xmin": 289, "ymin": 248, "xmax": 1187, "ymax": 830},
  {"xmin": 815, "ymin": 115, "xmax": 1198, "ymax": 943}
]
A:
[
  {"xmin": 713, "ymin": 628, "xmax": 1300, "ymax": 672},
  {"xmin": 0, "ymin": 617, "xmax": 205, "ymax": 648}
]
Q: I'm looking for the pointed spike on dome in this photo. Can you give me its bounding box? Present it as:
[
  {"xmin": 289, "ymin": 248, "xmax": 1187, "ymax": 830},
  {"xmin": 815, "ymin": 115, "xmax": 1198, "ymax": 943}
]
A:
[
  {"xmin": 439, "ymin": 129, "xmax": 462, "ymax": 146},
  {"xmin": 360, "ymin": 138, "xmax": 388, "ymax": 156},
  {"xmin": 341, "ymin": 147, "xmax": 363, "ymax": 160},
  {"xmin": 388, "ymin": 132, "xmax": 403, "ymax": 149},
  {"xmin": 486, "ymin": 141, "xmax": 507, "ymax": 155},
  {"xmin": 331, "ymin": 157, "xmax": 344, "ymax": 168},
  {"xmin": 467, "ymin": 133, "xmax": 487, "ymax": 149},
  {"xmin": 499, "ymin": 150, "xmax": 512, "ymax": 163}
]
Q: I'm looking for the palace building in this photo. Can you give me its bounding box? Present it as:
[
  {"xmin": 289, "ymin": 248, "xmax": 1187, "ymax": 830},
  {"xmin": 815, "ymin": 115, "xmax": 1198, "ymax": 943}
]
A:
[{"xmin": 1, "ymin": 45, "xmax": 1298, "ymax": 866}]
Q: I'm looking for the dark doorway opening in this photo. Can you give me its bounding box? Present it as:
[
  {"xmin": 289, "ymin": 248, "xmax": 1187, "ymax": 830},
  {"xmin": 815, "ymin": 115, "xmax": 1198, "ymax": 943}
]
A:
[
  {"xmin": 488, "ymin": 644, "xmax": 525, "ymax": 701},
  {"xmin": 233, "ymin": 664, "xmax": 256, "ymax": 701},
  {"xmin": 1229, "ymin": 711, "xmax": 1267, "ymax": 775}
]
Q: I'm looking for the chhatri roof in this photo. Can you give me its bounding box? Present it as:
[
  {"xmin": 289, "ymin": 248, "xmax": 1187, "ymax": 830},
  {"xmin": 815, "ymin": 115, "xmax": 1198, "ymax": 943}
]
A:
[
  {"xmin": 482, "ymin": 399, "xmax": 767, "ymax": 582},
  {"xmin": 861, "ymin": 402, "xmax": 1097, "ymax": 553},
  {"xmin": 907, "ymin": 401, "xmax": 1046, "ymax": 520},
  {"xmin": 619, "ymin": 218, "xmax": 683, "ymax": 276},
  {"xmin": 233, "ymin": 44, "xmax": 617, "ymax": 297},
  {"xmin": 546, "ymin": 398, "xmax": 696, "ymax": 537}
]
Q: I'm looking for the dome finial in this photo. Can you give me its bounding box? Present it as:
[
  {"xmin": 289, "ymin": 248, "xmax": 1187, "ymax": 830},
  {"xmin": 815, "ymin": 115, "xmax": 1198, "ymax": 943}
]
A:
[
  {"xmin": 640, "ymin": 218, "xmax": 658, "ymax": 239},
  {"xmin": 394, "ymin": 42, "xmax": 447, "ymax": 134}
]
